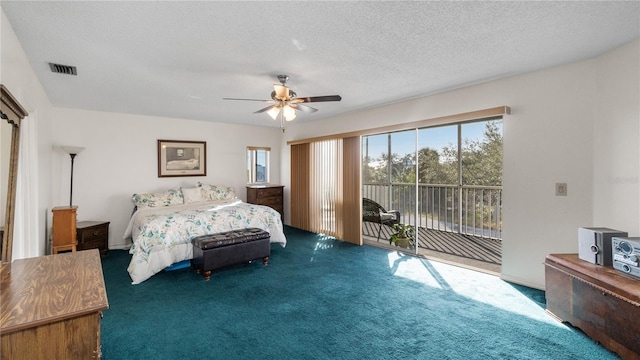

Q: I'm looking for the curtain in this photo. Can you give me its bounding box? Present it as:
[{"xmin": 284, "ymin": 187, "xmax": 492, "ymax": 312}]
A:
[{"xmin": 13, "ymin": 111, "xmax": 40, "ymax": 259}]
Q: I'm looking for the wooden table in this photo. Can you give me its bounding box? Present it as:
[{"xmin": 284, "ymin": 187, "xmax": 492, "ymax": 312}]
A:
[
  {"xmin": 0, "ymin": 249, "xmax": 109, "ymax": 359},
  {"xmin": 545, "ymin": 254, "xmax": 640, "ymax": 360}
]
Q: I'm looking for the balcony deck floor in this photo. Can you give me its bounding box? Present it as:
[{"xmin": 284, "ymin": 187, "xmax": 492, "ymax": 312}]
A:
[{"xmin": 363, "ymin": 221, "xmax": 502, "ymax": 275}]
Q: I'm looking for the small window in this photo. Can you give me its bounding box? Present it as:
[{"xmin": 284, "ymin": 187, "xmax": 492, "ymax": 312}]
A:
[{"xmin": 247, "ymin": 147, "xmax": 270, "ymax": 183}]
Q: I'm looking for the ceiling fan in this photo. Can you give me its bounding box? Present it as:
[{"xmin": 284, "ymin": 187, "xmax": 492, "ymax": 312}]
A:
[{"xmin": 223, "ymin": 74, "xmax": 342, "ymax": 131}]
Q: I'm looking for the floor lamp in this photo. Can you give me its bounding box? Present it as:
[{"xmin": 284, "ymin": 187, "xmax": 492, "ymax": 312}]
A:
[{"xmin": 61, "ymin": 146, "xmax": 85, "ymax": 207}]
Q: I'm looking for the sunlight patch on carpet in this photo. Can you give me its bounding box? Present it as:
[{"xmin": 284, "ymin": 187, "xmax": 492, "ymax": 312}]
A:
[
  {"xmin": 387, "ymin": 251, "xmax": 568, "ymax": 326},
  {"xmin": 310, "ymin": 237, "xmax": 339, "ymax": 262}
]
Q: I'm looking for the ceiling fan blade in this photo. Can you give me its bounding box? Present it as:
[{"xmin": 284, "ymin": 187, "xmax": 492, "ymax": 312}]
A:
[
  {"xmin": 297, "ymin": 95, "xmax": 342, "ymax": 103},
  {"xmin": 254, "ymin": 105, "xmax": 277, "ymax": 114},
  {"xmin": 222, "ymin": 97, "xmax": 274, "ymax": 102},
  {"xmin": 291, "ymin": 103, "xmax": 318, "ymax": 113}
]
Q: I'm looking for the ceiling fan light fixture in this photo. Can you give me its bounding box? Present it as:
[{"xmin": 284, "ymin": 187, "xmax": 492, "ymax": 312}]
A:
[
  {"xmin": 267, "ymin": 106, "xmax": 280, "ymax": 120},
  {"xmin": 283, "ymin": 105, "xmax": 296, "ymax": 121}
]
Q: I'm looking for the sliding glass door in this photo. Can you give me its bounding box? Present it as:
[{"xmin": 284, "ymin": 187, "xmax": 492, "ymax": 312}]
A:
[
  {"xmin": 460, "ymin": 121, "xmax": 503, "ymax": 238},
  {"xmin": 417, "ymin": 125, "xmax": 458, "ymax": 235},
  {"xmin": 390, "ymin": 130, "xmax": 417, "ymax": 249},
  {"xmin": 362, "ymin": 130, "xmax": 417, "ymax": 249},
  {"xmin": 362, "ymin": 118, "xmax": 503, "ymax": 256}
]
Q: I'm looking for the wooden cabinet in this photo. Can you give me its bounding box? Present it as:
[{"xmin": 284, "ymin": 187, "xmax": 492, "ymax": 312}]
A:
[
  {"xmin": 0, "ymin": 250, "xmax": 109, "ymax": 359},
  {"xmin": 52, "ymin": 206, "xmax": 77, "ymax": 254},
  {"xmin": 545, "ymin": 254, "xmax": 640, "ymax": 359},
  {"xmin": 77, "ymin": 221, "xmax": 110, "ymax": 256},
  {"xmin": 247, "ymin": 185, "xmax": 284, "ymax": 221}
]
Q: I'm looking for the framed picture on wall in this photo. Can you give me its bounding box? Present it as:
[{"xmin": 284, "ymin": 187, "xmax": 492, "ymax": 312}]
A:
[{"xmin": 157, "ymin": 139, "xmax": 206, "ymax": 177}]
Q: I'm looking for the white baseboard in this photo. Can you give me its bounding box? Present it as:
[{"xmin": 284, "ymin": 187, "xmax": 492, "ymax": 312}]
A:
[
  {"xmin": 500, "ymin": 273, "xmax": 545, "ymax": 291},
  {"xmin": 108, "ymin": 243, "xmax": 131, "ymax": 250}
]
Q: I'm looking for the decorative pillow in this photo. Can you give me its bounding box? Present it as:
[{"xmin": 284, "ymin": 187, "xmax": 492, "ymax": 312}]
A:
[
  {"xmin": 182, "ymin": 187, "xmax": 205, "ymax": 204},
  {"xmin": 132, "ymin": 188, "xmax": 184, "ymax": 208},
  {"xmin": 196, "ymin": 182, "xmax": 236, "ymax": 201}
]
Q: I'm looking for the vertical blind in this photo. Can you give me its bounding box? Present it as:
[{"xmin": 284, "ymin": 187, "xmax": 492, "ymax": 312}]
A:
[
  {"xmin": 311, "ymin": 139, "xmax": 342, "ymax": 237},
  {"xmin": 342, "ymin": 136, "xmax": 361, "ymax": 244},
  {"xmin": 290, "ymin": 142, "xmax": 310, "ymax": 230},
  {"xmin": 290, "ymin": 137, "xmax": 361, "ymax": 244}
]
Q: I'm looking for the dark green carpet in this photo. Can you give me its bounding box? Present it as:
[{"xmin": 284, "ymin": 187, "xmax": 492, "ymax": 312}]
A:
[{"xmin": 101, "ymin": 226, "xmax": 618, "ymax": 359}]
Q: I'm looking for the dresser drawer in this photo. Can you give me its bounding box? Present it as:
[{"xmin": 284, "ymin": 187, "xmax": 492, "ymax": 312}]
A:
[
  {"xmin": 256, "ymin": 186, "xmax": 283, "ymax": 198},
  {"xmin": 76, "ymin": 221, "xmax": 109, "ymax": 255},
  {"xmin": 255, "ymin": 196, "xmax": 282, "ymax": 207},
  {"xmin": 79, "ymin": 225, "xmax": 108, "ymax": 242}
]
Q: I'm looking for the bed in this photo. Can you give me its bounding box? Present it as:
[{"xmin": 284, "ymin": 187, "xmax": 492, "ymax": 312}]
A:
[{"xmin": 123, "ymin": 184, "xmax": 286, "ymax": 284}]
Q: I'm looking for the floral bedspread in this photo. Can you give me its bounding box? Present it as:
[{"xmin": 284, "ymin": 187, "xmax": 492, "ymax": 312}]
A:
[{"xmin": 124, "ymin": 199, "xmax": 286, "ymax": 284}]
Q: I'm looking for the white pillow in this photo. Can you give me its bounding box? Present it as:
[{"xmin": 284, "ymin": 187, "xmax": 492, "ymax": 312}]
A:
[
  {"xmin": 196, "ymin": 182, "xmax": 237, "ymax": 201},
  {"xmin": 182, "ymin": 187, "xmax": 204, "ymax": 204},
  {"xmin": 132, "ymin": 188, "xmax": 184, "ymax": 208}
]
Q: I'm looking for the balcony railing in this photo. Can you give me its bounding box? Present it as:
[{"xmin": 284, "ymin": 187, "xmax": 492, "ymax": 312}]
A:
[{"xmin": 363, "ymin": 183, "xmax": 502, "ymax": 240}]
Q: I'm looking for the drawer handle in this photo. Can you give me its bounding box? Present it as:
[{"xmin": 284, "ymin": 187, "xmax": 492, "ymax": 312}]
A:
[{"xmin": 93, "ymin": 231, "xmax": 99, "ymax": 236}]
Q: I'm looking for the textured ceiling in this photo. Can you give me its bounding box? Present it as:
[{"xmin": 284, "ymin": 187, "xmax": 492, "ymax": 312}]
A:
[{"xmin": 2, "ymin": 1, "xmax": 639, "ymax": 128}]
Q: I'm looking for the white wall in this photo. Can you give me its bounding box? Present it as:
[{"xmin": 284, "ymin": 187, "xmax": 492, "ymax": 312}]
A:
[
  {"xmin": 593, "ymin": 41, "xmax": 640, "ymax": 233},
  {"xmin": 282, "ymin": 39, "xmax": 640, "ymax": 290},
  {"xmin": 0, "ymin": 9, "xmax": 53, "ymax": 258},
  {"xmin": 51, "ymin": 108, "xmax": 284, "ymax": 249}
]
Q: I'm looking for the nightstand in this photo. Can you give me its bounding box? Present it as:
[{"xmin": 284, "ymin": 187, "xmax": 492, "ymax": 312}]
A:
[
  {"xmin": 76, "ymin": 221, "xmax": 110, "ymax": 256},
  {"xmin": 247, "ymin": 185, "xmax": 284, "ymax": 221}
]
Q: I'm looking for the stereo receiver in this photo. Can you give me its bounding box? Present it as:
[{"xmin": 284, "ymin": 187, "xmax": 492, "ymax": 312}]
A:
[{"xmin": 612, "ymin": 237, "xmax": 640, "ymax": 279}]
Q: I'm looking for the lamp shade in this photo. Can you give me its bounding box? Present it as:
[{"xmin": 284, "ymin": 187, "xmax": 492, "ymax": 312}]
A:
[
  {"xmin": 266, "ymin": 107, "xmax": 280, "ymax": 120},
  {"xmin": 283, "ymin": 105, "xmax": 296, "ymax": 121},
  {"xmin": 61, "ymin": 145, "xmax": 85, "ymax": 155}
]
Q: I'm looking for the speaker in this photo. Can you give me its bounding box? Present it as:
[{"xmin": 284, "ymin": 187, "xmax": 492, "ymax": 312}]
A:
[{"xmin": 578, "ymin": 227, "xmax": 627, "ymax": 266}]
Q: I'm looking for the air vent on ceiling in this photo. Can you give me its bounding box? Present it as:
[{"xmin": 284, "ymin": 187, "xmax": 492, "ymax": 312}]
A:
[{"xmin": 48, "ymin": 62, "xmax": 77, "ymax": 76}]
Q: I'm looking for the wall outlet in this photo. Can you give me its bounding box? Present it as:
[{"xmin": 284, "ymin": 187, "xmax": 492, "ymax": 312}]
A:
[{"xmin": 556, "ymin": 183, "xmax": 567, "ymax": 196}]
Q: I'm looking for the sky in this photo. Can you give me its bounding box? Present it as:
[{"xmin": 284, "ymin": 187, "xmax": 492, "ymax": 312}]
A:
[{"xmin": 362, "ymin": 120, "xmax": 502, "ymax": 160}]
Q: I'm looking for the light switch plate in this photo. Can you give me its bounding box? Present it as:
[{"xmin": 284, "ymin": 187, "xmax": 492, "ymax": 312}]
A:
[{"xmin": 556, "ymin": 183, "xmax": 567, "ymax": 196}]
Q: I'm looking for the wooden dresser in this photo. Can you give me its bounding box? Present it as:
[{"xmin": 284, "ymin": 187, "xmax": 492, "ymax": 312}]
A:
[
  {"xmin": 247, "ymin": 185, "xmax": 284, "ymax": 221},
  {"xmin": 545, "ymin": 254, "xmax": 640, "ymax": 359},
  {"xmin": 0, "ymin": 249, "xmax": 109, "ymax": 359},
  {"xmin": 77, "ymin": 221, "xmax": 110, "ymax": 256}
]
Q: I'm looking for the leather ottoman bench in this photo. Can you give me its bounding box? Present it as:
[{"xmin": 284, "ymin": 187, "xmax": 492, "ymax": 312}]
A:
[{"xmin": 191, "ymin": 228, "xmax": 270, "ymax": 280}]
